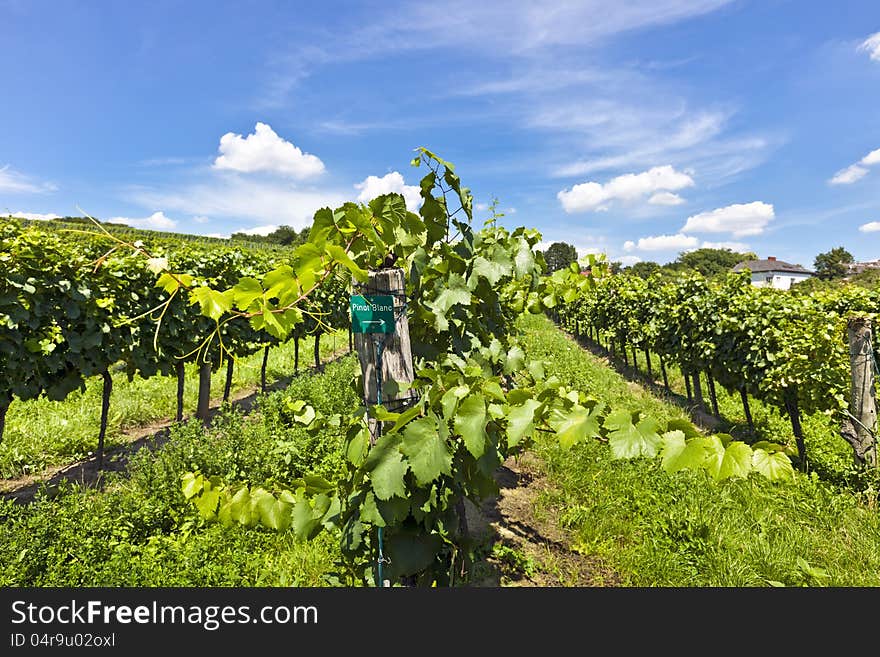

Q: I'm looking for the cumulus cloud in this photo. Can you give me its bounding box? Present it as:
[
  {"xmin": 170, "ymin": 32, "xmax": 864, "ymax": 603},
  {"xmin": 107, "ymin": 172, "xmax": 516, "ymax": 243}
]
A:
[
  {"xmin": 213, "ymin": 122, "xmax": 325, "ymax": 179},
  {"xmin": 558, "ymin": 165, "xmax": 694, "ymax": 213},
  {"xmin": 129, "ymin": 178, "xmax": 346, "ymax": 232},
  {"xmin": 628, "ymin": 233, "xmax": 699, "ymax": 251},
  {"xmin": 860, "ymin": 32, "xmax": 880, "ymax": 61},
  {"xmin": 355, "ymin": 171, "xmax": 421, "ymax": 211},
  {"xmin": 110, "ymin": 211, "xmax": 177, "ymax": 231},
  {"xmin": 648, "ymin": 191, "xmax": 686, "ymax": 206},
  {"xmin": 829, "ymin": 147, "xmax": 880, "ymax": 185},
  {"xmin": 617, "ymin": 255, "xmax": 642, "ymax": 266},
  {"xmin": 859, "ymin": 221, "xmax": 880, "ymax": 233},
  {"xmin": 681, "ymin": 201, "xmax": 774, "ymax": 237},
  {"xmin": 7, "ymin": 211, "xmax": 61, "ymax": 221}
]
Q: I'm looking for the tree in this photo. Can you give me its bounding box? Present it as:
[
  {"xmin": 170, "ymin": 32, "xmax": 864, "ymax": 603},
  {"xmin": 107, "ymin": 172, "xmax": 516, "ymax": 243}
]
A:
[
  {"xmin": 676, "ymin": 247, "xmax": 757, "ymax": 278},
  {"xmin": 624, "ymin": 261, "xmax": 660, "ymax": 279},
  {"xmin": 542, "ymin": 241, "xmax": 578, "ymax": 273},
  {"xmin": 814, "ymin": 246, "xmax": 854, "ymax": 280}
]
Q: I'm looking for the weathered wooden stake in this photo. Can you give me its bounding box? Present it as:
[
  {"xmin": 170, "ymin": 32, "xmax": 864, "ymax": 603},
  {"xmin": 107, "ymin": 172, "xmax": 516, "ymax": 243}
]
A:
[
  {"xmin": 684, "ymin": 369, "xmax": 692, "ymax": 402},
  {"xmin": 314, "ymin": 333, "xmax": 322, "ymax": 371},
  {"xmin": 97, "ymin": 369, "xmax": 112, "ymax": 471},
  {"xmin": 842, "ymin": 316, "xmax": 878, "ymax": 467},
  {"xmin": 783, "ymin": 387, "xmax": 807, "ymax": 471},
  {"xmin": 0, "ymin": 398, "xmax": 10, "ymax": 444},
  {"xmin": 660, "ymin": 356, "xmax": 669, "ymax": 391},
  {"xmin": 691, "ymin": 372, "xmax": 705, "ymax": 411},
  {"xmin": 706, "ymin": 370, "xmax": 719, "ymax": 417},
  {"xmin": 175, "ymin": 362, "xmax": 185, "ymax": 422},
  {"xmin": 645, "ymin": 350, "xmax": 653, "ymax": 379},
  {"xmin": 223, "ymin": 357, "xmax": 234, "ymax": 403},
  {"xmin": 196, "ymin": 360, "xmax": 212, "ymax": 424},
  {"xmin": 294, "ymin": 337, "xmax": 300, "ymax": 373},
  {"xmin": 353, "ymin": 267, "xmax": 415, "ymax": 445},
  {"xmin": 740, "ymin": 387, "xmax": 755, "ymax": 434},
  {"xmin": 260, "ymin": 346, "xmax": 269, "ymax": 393}
]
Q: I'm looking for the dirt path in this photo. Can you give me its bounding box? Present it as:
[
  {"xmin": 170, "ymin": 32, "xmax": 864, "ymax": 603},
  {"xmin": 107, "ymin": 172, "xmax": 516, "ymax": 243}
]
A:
[
  {"xmin": 468, "ymin": 452, "xmax": 621, "ymax": 587},
  {"xmin": 0, "ymin": 348, "xmax": 352, "ymax": 503}
]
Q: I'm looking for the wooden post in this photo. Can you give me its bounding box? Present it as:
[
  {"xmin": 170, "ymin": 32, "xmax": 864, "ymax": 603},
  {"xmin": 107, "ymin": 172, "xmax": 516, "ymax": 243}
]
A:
[
  {"xmin": 691, "ymin": 371, "xmax": 705, "ymax": 411},
  {"xmin": 353, "ymin": 267, "xmax": 415, "ymax": 445},
  {"xmin": 645, "ymin": 350, "xmax": 653, "ymax": 379},
  {"xmin": 223, "ymin": 357, "xmax": 234, "ymax": 403},
  {"xmin": 196, "ymin": 360, "xmax": 212, "ymax": 424},
  {"xmin": 740, "ymin": 387, "xmax": 755, "ymax": 434},
  {"xmin": 632, "ymin": 346, "xmax": 638, "ymax": 372},
  {"xmin": 783, "ymin": 387, "xmax": 807, "ymax": 471},
  {"xmin": 294, "ymin": 337, "xmax": 300, "ymax": 373},
  {"xmin": 175, "ymin": 362, "xmax": 185, "ymax": 422},
  {"xmin": 843, "ymin": 316, "xmax": 878, "ymax": 467},
  {"xmin": 706, "ymin": 370, "xmax": 719, "ymax": 417},
  {"xmin": 314, "ymin": 332, "xmax": 322, "ymax": 371},
  {"xmin": 660, "ymin": 356, "xmax": 669, "ymax": 391},
  {"xmin": 260, "ymin": 346, "xmax": 269, "ymax": 393},
  {"xmin": 684, "ymin": 368, "xmax": 692, "ymax": 402},
  {"xmin": 97, "ymin": 370, "xmax": 112, "ymax": 471},
  {"xmin": 0, "ymin": 397, "xmax": 9, "ymax": 444}
]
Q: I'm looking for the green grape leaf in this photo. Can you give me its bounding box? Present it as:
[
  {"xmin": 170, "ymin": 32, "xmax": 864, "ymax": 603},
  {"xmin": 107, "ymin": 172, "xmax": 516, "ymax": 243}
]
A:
[
  {"xmin": 506, "ymin": 398, "xmax": 542, "ymax": 448},
  {"xmin": 232, "ymin": 277, "xmax": 264, "ymax": 311},
  {"xmin": 660, "ymin": 430, "xmax": 707, "ymax": 473},
  {"xmin": 364, "ymin": 433, "xmax": 408, "ymax": 500},
  {"xmin": 605, "ymin": 411, "xmax": 662, "ymax": 459},
  {"xmin": 548, "ymin": 403, "xmax": 601, "ymax": 450},
  {"xmin": 454, "ymin": 394, "xmax": 488, "ymax": 458},
  {"xmin": 401, "ymin": 414, "xmax": 452, "ymax": 486},
  {"xmin": 189, "ymin": 286, "xmax": 234, "ymax": 321},
  {"xmin": 752, "ymin": 448, "xmax": 795, "ymax": 481}
]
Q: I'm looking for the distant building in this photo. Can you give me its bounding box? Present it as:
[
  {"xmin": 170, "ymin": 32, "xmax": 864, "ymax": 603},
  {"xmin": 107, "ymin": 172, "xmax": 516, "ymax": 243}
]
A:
[
  {"xmin": 847, "ymin": 259, "xmax": 880, "ymax": 276},
  {"xmin": 732, "ymin": 256, "xmax": 814, "ymax": 290}
]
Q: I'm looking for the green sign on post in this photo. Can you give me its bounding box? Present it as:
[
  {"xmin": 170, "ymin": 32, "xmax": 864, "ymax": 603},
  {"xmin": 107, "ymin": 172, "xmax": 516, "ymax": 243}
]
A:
[{"xmin": 350, "ymin": 294, "xmax": 395, "ymax": 334}]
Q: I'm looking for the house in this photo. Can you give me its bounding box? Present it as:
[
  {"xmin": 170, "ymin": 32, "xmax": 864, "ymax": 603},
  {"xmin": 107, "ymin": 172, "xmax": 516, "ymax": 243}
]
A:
[
  {"xmin": 731, "ymin": 256, "xmax": 814, "ymax": 290},
  {"xmin": 847, "ymin": 259, "xmax": 880, "ymax": 276}
]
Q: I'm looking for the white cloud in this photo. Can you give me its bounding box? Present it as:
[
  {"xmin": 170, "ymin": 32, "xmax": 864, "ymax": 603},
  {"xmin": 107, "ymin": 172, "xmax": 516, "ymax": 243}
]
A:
[
  {"xmin": 354, "ymin": 171, "xmax": 421, "ymax": 211},
  {"xmin": 475, "ymin": 202, "xmax": 489, "ymax": 211},
  {"xmin": 558, "ymin": 165, "xmax": 694, "ymax": 213},
  {"xmin": 237, "ymin": 225, "xmax": 279, "ymax": 236},
  {"xmin": 205, "ymin": 232, "xmax": 231, "ymax": 239},
  {"xmin": 829, "ymin": 147, "xmax": 880, "ymax": 185},
  {"xmin": 129, "ymin": 178, "xmax": 346, "ymax": 232},
  {"xmin": 192, "ymin": 215, "xmax": 210, "ymax": 224},
  {"xmin": 0, "ymin": 165, "xmax": 56, "ymax": 194},
  {"xmin": 648, "ymin": 191, "xmax": 686, "ymax": 206},
  {"xmin": 681, "ymin": 201, "xmax": 774, "ymax": 237},
  {"xmin": 623, "ymin": 240, "xmax": 636, "ymax": 252},
  {"xmin": 859, "ymin": 221, "xmax": 880, "ymax": 233},
  {"xmin": 617, "ymin": 255, "xmax": 642, "ymax": 266},
  {"xmin": 700, "ymin": 240, "xmax": 750, "ymax": 251},
  {"xmin": 829, "ymin": 164, "xmax": 869, "ymax": 185},
  {"xmin": 860, "ymin": 32, "xmax": 880, "ymax": 61},
  {"xmin": 110, "ymin": 211, "xmax": 178, "ymax": 231},
  {"xmin": 631, "ymin": 233, "xmax": 699, "ymax": 251},
  {"xmin": 213, "ymin": 122, "xmax": 325, "ymax": 179},
  {"xmin": 7, "ymin": 211, "xmax": 61, "ymax": 221},
  {"xmin": 861, "ymin": 148, "xmax": 880, "ymax": 166}
]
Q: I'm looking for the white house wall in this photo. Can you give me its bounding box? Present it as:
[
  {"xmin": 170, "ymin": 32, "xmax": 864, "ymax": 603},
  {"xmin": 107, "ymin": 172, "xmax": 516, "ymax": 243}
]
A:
[{"xmin": 749, "ymin": 271, "xmax": 812, "ymax": 290}]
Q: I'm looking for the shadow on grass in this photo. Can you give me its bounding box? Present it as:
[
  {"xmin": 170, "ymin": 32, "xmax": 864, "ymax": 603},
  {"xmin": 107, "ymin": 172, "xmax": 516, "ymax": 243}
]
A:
[
  {"xmin": 2, "ymin": 348, "xmax": 353, "ymax": 505},
  {"xmin": 561, "ymin": 327, "xmax": 771, "ymax": 442}
]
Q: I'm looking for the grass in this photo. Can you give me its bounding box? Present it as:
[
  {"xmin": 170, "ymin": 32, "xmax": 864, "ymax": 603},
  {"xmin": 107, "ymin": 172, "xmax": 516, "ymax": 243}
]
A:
[
  {"xmin": 0, "ymin": 354, "xmax": 359, "ymax": 586},
  {"xmin": 519, "ymin": 313, "xmax": 880, "ymax": 586},
  {"xmin": 0, "ymin": 329, "xmax": 349, "ymax": 479}
]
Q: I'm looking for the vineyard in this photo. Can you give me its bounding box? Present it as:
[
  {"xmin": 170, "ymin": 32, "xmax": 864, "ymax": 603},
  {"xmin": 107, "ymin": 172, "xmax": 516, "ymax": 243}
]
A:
[{"xmin": 2, "ymin": 149, "xmax": 880, "ymax": 587}]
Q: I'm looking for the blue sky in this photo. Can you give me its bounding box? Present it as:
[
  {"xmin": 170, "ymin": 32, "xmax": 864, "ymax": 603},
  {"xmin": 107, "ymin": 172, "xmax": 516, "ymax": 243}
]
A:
[{"xmin": 1, "ymin": 0, "xmax": 879, "ymax": 268}]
